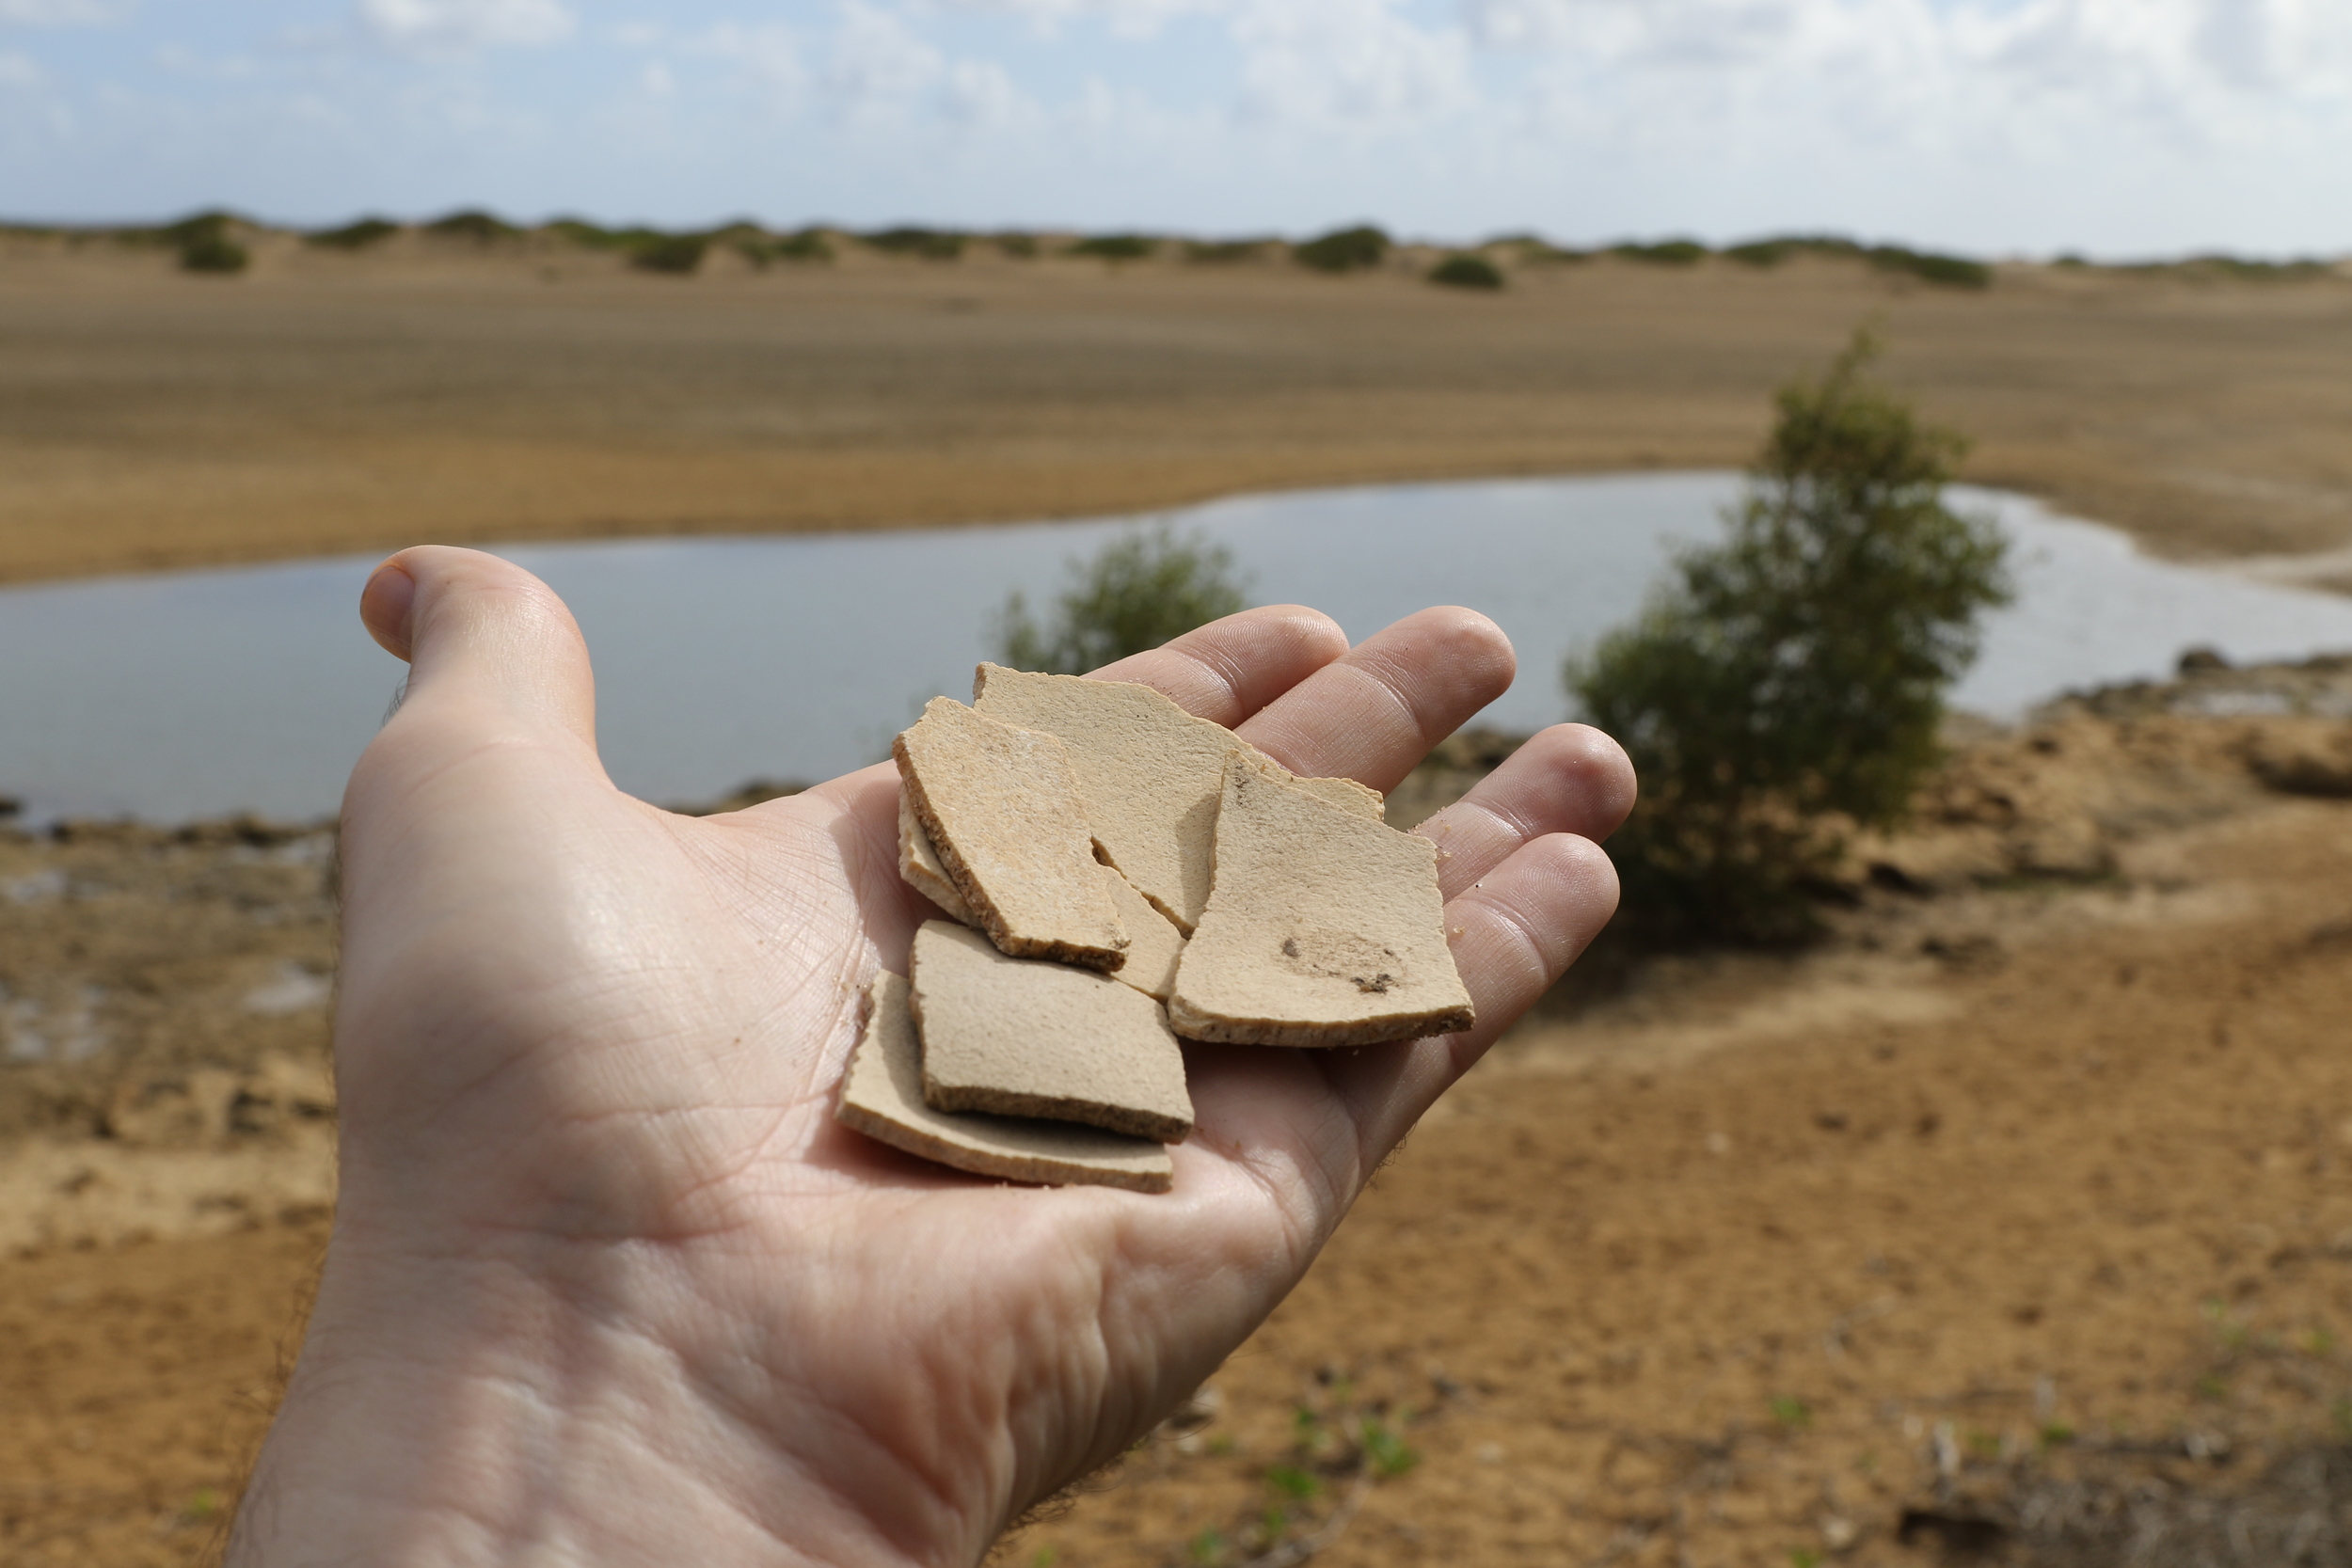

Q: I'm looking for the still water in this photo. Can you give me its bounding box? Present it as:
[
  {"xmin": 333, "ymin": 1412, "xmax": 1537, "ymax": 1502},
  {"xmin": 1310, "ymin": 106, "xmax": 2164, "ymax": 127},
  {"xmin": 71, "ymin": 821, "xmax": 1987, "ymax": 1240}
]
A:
[{"xmin": 5, "ymin": 473, "xmax": 2352, "ymax": 826}]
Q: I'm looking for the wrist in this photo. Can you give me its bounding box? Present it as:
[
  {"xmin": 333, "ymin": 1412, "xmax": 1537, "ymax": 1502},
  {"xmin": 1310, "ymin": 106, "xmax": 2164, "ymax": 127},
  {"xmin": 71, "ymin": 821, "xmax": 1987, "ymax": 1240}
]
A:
[{"xmin": 229, "ymin": 1222, "xmax": 972, "ymax": 1568}]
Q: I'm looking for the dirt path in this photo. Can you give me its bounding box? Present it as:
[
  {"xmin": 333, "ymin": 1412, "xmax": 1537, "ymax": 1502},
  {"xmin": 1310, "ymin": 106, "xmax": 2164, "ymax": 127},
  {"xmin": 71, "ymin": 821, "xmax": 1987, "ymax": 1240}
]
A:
[{"xmin": 3, "ymin": 242, "xmax": 2348, "ymax": 585}]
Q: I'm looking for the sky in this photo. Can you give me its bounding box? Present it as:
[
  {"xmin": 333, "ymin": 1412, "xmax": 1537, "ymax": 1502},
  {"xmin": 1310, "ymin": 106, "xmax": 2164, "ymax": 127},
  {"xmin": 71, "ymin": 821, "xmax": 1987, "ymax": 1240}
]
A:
[{"xmin": 1, "ymin": 0, "xmax": 2347, "ymax": 257}]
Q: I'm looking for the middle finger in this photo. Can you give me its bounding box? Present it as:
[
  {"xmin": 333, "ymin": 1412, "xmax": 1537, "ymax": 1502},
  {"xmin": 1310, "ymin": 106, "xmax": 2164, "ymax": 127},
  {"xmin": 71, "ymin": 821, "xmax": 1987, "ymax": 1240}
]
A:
[{"xmin": 1236, "ymin": 607, "xmax": 1516, "ymax": 794}]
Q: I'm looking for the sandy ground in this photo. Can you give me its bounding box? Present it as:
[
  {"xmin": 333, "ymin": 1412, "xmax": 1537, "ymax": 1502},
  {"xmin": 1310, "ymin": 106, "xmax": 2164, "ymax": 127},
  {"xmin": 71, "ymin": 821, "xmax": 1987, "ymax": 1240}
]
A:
[
  {"xmin": 2, "ymin": 234, "xmax": 2349, "ymax": 586},
  {"xmin": 7, "ymin": 663, "xmax": 2352, "ymax": 1566}
]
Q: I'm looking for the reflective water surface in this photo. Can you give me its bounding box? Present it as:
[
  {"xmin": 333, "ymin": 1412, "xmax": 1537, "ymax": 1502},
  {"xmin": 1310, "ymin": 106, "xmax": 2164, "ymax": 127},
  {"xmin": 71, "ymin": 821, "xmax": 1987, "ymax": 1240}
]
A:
[{"xmin": 6, "ymin": 474, "xmax": 2351, "ymax": 825}]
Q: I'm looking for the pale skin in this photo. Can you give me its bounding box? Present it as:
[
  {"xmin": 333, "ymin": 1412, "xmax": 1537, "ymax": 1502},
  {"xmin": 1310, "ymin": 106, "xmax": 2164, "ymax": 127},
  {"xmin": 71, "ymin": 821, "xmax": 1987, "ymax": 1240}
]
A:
[{"xmin": 227, "ymin": 545, "xmax": 1635, "ymax": 1567}]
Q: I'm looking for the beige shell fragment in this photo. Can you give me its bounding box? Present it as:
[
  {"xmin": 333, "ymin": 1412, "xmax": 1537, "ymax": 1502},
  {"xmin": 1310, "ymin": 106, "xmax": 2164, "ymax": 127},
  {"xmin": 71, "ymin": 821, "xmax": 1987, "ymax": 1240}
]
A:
[
  {"xmin": 1099, "ymin": 863, "xmax": 1187, "ymax": 1002},
  {"xmin": 894, "ymin": 697, "xmax": 1127, "ymax": 971},
  {"xmin": 1168, "ymin": 757, "xmax": 1474, "ymax": 1048},
  {"xmin": 836, "ymin": 972, "xmax": 1174, "ymax": 1194},
  {"xmin": 898, "ymin": 788, "xmax": 976, "ymax": 926},
  {"xmin": 972, "ymin": 663, "xmax": 1384, "ymax": 932},
  {"xmin": 911, "ymin": 921, "xmax": 1194, "ymax": 1143}
]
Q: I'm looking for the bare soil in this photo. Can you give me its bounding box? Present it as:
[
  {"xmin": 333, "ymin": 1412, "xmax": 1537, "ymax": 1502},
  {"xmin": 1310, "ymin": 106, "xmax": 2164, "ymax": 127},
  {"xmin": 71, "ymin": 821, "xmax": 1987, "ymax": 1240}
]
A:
[
  {"xmin": 8, "ymin": 665, "xmax": 2352, "ymax": 1567},
  {"xmin": 2, "ymin": 235, "xmax": 2349, "ymax": 585}
]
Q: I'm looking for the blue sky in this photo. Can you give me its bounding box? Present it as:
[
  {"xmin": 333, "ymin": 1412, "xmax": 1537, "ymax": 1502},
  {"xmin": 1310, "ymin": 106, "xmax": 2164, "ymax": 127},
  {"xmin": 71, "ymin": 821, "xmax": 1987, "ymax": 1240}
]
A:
[{"xmin": 3, "ymin": 0, "xmax": 2347, "ymax": 256}]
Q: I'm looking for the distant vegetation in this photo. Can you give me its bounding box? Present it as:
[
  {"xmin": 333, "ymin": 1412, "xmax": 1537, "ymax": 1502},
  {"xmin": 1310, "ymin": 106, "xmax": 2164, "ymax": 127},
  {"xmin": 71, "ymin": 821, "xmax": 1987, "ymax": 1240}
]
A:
[
  {"xmin": 5, "ymin": 209, "xmax": 2339, "ymax": 293},
  {"xmin": 864, "ymin": 227, "xmax": 965, "ymax": 261},
  {"xmin": 629, "ymin": 233, "xmax": 707, "ymax": 275},
  {"xmin": 422, "ymin": 210, "xmax": 520, "ymax": 245},
  {"xmin": 1429, "ymin": 253, "xmax": 1505, "ymax": 291},
  {"xmin": 1613, "ymin": 239, "xmax": 1709, "ymax": 267},
  {"xmin": 1568, "ymin": 330, "xmax": 2010, "ymax": 944},
  {"xmin": 1067, "ymin": 233, "xmax": 1156, "ymax": 261},
  {"xmin": 1293, "ymin": 225, "xmax": 1390, "ymax": 274},
  {"xmin": 307, "ymin": 217, "xmax": 398, "ymax": 250},
  {"xmin": 995, "ymin": 525, "xmax": 1249, "ymax": 675},
  {"xmin": 1184, "ymin": 238, "xmax": 1275, "ymax": 264},
  {"xmin": 151, "ymin": 212, "xmax": 249, "ymax": 275}
]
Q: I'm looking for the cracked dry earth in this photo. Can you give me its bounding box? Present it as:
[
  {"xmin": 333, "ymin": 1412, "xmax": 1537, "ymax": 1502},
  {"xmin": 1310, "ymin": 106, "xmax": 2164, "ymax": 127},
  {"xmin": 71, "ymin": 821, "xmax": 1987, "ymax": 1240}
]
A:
[{"xmin": 7, "ymin": 690, "xmax": 2352, "ymax": 1567}]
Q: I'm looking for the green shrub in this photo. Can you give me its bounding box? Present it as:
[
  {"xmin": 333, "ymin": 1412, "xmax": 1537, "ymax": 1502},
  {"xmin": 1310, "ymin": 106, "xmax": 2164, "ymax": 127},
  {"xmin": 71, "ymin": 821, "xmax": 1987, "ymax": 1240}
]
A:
[
  {"xmin": 424, "ymin": 210, "xmax": 519, "ymax": 245},
  {"xmin": 865, "ymin": 227, "xmax": 965, "ymax": 261},
  {"xmin": 1184, "ymin": 238, "xmax": 1273, "ymax": 264},
  {"xmin": 308, "ymin": 217, "xmax": 399, "ymax": 250},
  {"xmin": 629, "ymin": 233, "xmax": 708, "ymax": 275},
  {"xmin": 1428, "ymin": 253, "xmax": 1504, "ymax": 291},
  {"xmin": 1725, "ymin": 239, "xmax": 1798, "ymax": 269},
  {"xmin": 1067, "ymin": 233, "xmax": 1156, "ymax": 261},
  {"xmin": 1509, "ymin": 238, "xmax": 1590, "ymax": 266},
  {"xmin": 777, "ymin": 228, "xmax": 836, "ymax": 261},
  {"xmin": 158, "ymin": 212, "xmax": 247, "ymax": 273},
  {"xmin": 995, "ymin": 524, "xmax": 1250, "ymax": 674},
  {"xmin": 1567, "ymin": 331, "xmax": 2010, "ymax": 944},
  {"xmin": 1867, "ymin": 245, "xmax": 1992, "ymax": 290},
  {"xmin": 736, "ymin": 228, "xmax": 833, "ymax": 266},
  {"xmin": 180, "ymin": 233, "xmax": 248, "ymax": 274},
  {"xmin": 1292, "ymin": 225, "xmax": 1389, "ymax": 274},
  {"xmin": 1612, "ymin": 239, "xmax": 1710, "ymax": 267},
  {"xmin": 1724, "ymin": 234, "xmax": 1864, "ymax": 270},
  {"xmin": 995, "ymin": 231, "xmax": 1040, "ymax": 259},
  {"xmin": 546, "ymin": 217, "xmax": 630, "ymax": 248},
  {"xmin": 2166, "ymin": 253, "xmax": 2331, "ymax": 283}
]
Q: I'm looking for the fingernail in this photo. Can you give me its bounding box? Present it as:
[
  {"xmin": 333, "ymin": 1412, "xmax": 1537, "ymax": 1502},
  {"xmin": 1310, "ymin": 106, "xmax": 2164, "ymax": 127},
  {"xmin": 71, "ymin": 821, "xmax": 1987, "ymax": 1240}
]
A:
[{"xmin": 360, "ymin": 560, "xmax": 419, "ymax": 660}]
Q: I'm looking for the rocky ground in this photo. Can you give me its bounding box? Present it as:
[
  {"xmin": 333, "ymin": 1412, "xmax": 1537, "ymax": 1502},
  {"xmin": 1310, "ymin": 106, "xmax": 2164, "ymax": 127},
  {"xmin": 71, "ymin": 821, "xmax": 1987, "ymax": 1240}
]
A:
[{"xmin": 5, "ymin": 657, "xmax": 2352, "ymax": 1565}]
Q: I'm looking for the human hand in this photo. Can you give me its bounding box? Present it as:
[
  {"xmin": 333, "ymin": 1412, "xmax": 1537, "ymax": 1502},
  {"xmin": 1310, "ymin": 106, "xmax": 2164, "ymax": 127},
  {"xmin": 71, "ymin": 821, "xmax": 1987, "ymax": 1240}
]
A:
[{"xmin": 229, "ymin": 546, "xmax": 1633, "ymax": 1567}]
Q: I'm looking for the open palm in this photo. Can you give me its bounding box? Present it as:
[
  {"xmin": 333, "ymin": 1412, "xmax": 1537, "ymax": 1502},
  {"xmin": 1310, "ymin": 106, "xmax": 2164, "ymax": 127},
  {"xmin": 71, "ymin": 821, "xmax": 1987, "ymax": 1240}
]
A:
[{"xmin": 230, "ymin": 546, "xmax": 1632, "ymax": 1568}]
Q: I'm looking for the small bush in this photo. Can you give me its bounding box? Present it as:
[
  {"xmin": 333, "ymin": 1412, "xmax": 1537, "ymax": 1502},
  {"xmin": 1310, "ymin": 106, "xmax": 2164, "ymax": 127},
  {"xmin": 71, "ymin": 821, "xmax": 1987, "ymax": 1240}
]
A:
[
  {"xmin": 1507, "ymin": 237, "xmax": 1590, "ymax": 266},
  {"xmin": 1184, "ymin": 238, "xmax": 1273, "ymax": 264},
  {"xmin": 424, "ymin": 210, "xmax": 519, "ymax": 245},
  {"xmin": 865, "ymin": 227, "xmax": 965, "ymax": 261},
  {"xmin": 1613, "ymin": 239, "xmax": 1710, "ymax": 267},
  {"xmin": 1293, "ymin": 225, "xmax": 1389, "ymax": 274},
  {"xmin": 1725, "ymin": 240, "xmax": 1797, "ymax": 269},
  {"xmin": 1568, "ymin": 330, "xmax": 2010, "ymax": 944},
  {"xmin": 1725, "ymin": 234, "xmax": 1864, "ymax": 270},
  {"xmin": 629, "ymin": 233, "xmax": 707, "ymax": 275},
  {"xmin": 777, "ymin": 228, "xmax": 835, "ymax": 261},
  {"xmin": 2166, "ymin": 253, "xmax": 2332, "ymax": 283},
  {"xmin": 308, "ymin": 217, "xmax": 399, "ymax": 250},
  {"xmin": 546, "ymin": 217, "xmax": 629, "ymax": 248},
  {"xmin": 737, "ymin": 228, "xmax": 833, "ymax": 266},
  {"xmin": 995, "ymin": 524, "xmax": 1249, "ymax": 675},
  {"xmin": 1867, "ymin": 245, "xmax": 1992, "ymax": 290},
  {"xmin": 180, "ymin": 234, "xmax": 248, "ymax": 274},
  {"xmin": 159, "ymin": 212, "xmax": 247, "ymax": 273},
  {"xmin": 994, "ymin": 231, "xmax": 1039, "ymax": 259},
  {"xmin": 1428, "ymin": 253, "xmax": 1504, "ymax": 291},
  {"xmin": 1067, "ymin": 233, "xmax": 1156, "ymax": 262}
]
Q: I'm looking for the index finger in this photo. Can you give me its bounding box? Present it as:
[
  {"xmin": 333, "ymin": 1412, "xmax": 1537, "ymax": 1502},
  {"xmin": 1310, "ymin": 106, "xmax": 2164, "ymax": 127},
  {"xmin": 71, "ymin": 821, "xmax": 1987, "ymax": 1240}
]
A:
[{"xmin": 1085, "ymin": 605, "xmax": 1351, "ymax": 727}]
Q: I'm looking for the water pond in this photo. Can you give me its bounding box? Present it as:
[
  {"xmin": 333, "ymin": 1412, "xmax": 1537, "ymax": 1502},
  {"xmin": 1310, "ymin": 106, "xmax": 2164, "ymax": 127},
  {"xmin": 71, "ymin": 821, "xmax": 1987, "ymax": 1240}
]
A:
[{"xmin": 5, "ymin": 473, "xmax": 2351, "ymax": 826}]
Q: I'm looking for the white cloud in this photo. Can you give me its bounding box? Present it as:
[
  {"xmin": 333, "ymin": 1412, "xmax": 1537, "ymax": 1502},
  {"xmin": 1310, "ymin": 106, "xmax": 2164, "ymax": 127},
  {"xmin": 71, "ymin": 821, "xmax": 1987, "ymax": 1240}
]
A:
[
  {"xmin": 699, "ymin": 21, "xmax": 807, "ymax": 99},
  {"xmin": 1235, "ymin": 0, "xmax": 1474, "ymax": 130},
  {"xmin": 943, "ymin": 56, "xmax": 1039, "ymax": 126},
  {"xmin": 356, "ymin": 0, "xmax": 575, "ymax": 54},
  {"xmin": 827, "ymin": 1, "xmax": 945, "ymax": 112},
  {"xmin": 0, "ymin": 47, "xmax": 39, "ymax": 82},
  {"xmin": 926, "ymin": 0, "xmax": 1226, "ymax": 39},
  {"xmin": 1456, "ymin": 0, "xmax": 2352, "ymax": 152}
]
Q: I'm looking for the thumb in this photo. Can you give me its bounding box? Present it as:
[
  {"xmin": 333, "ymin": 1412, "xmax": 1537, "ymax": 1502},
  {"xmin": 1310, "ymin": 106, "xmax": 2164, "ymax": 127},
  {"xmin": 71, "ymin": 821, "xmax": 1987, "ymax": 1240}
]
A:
[{"xmin": 361, "ymin": 546, "xmax": 598, "ymax": 752}]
